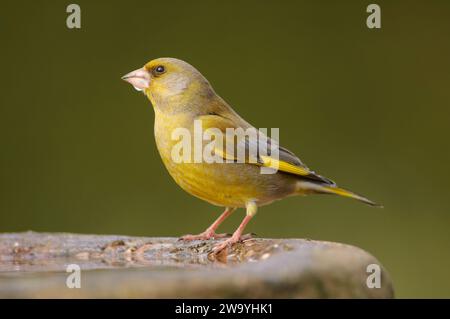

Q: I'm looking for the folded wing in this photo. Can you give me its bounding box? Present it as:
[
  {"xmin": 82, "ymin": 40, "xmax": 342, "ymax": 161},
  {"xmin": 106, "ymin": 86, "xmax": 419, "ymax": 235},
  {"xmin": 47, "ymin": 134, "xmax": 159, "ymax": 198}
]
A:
[{"xmin": 197, "ymin": 114, "xmax": 335, "ymax": 185}]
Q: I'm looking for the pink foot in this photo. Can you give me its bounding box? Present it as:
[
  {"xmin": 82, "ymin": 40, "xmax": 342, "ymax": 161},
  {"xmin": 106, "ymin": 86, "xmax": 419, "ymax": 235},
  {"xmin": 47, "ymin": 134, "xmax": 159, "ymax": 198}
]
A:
[
  {"xmin": 179, "ymin": 230, "xmax": 231, "ymax": 241},
  {"xmin": 212, "ymin": 235, "xmax": 241, "ymax": 253},
  {"xmin": 212, "ymin": 233, "xmax": 256, "ymax": 253}
]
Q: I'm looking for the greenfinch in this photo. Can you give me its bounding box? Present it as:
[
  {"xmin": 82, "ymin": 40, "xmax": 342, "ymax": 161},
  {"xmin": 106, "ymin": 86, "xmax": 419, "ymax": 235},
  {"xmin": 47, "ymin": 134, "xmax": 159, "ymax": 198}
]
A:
[{"xmin": 122, "ymin": 58, "xmax": 379, "ymax": 253}]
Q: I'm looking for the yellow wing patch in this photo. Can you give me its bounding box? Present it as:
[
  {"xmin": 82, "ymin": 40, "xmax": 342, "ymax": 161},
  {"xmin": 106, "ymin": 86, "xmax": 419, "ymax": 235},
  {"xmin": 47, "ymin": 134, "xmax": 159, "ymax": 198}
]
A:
[
  {"xmin": 197, "ymin": 114, "xmax": 318, "ymax": 179},
  {"xmin": 214, "ymin": 145, "xmax": 311, "ymax": 177},
  {"xmin": 259, "ymin": 155, "xmax": 311, "ymax": 176}
]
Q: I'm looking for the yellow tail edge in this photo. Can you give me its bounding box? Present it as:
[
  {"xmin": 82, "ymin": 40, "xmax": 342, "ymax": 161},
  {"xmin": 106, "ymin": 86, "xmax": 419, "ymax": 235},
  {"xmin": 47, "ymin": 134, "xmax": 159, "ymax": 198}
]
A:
[{"xmin": 321, "ymin": 186, "xmax": 383, "ymax": 207}]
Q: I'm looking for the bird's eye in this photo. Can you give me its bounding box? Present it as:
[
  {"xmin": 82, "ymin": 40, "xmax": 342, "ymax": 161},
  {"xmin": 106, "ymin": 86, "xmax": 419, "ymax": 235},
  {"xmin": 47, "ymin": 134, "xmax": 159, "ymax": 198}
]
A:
[{"xmin": 154, "ymin": 65, "xmax": 165, "ymax": 75}]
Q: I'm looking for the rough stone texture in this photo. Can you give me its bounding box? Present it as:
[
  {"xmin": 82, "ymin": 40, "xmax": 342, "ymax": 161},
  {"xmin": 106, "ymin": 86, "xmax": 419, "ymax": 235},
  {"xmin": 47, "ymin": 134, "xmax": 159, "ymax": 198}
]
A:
[{"xmin": 0, "ymin": 232, "xmax": 394, "ymax": 298}]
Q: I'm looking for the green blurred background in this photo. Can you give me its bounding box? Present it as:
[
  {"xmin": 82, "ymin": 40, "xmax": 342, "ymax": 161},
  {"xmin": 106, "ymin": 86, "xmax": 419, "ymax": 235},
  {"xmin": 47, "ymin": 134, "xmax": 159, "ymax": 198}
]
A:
[{"xmin": 1, "ymin": 0, "xmax": 449, "ymax": 298}]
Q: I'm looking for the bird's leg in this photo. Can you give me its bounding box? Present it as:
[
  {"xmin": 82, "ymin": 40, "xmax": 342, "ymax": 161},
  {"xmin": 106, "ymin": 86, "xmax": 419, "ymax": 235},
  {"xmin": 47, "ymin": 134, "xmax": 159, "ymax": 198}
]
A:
[
  {"xmin": 213, "ymin": 201, "xmax": 257, "ymax": 253},
  {"xmin": 180, "ymin": 207, "xmax": 236, "ymax": 241}
]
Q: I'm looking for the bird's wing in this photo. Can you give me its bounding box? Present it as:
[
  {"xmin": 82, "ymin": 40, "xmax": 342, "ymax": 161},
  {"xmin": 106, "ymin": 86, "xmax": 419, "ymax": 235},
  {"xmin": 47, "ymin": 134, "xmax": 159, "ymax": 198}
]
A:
[{"xmin": 197, "ymin": 114, "xmax": 335, "ymax": 185}]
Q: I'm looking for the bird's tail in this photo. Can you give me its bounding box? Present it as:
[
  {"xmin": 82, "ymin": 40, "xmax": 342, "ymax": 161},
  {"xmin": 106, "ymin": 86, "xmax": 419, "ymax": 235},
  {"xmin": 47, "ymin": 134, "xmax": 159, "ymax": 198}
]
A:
[{"xmin": 297, "ymin": 182, "xmax": 382, "ymax": 207}]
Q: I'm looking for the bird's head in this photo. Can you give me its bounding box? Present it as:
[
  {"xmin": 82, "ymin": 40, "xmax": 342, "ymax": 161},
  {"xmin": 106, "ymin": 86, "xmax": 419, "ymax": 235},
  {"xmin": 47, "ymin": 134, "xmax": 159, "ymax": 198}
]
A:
[{"xmin": 122, "ymin": 58, "xmax": 214, "ymax": 110}]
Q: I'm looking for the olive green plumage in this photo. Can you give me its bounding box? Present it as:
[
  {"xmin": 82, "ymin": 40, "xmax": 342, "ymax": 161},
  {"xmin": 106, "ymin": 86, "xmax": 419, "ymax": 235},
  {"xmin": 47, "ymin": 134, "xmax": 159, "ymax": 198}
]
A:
[{"xmin": 122, "ymin": 57, "xmax": 379, "ymax": 252}]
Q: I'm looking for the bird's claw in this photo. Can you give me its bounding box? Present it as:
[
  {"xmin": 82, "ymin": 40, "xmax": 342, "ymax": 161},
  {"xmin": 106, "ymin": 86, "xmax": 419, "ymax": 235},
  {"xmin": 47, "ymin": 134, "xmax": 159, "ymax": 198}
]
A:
[
  {"xmin": 212, "ymin": 236, "xmax": 241, "ymax": 254},
  {"xmin": 211, "ymin": 232, "xmax": 257, "ymax": 254},
  {"xmin": 240, "ymin": 232, "xmax": 257, "ymax": 241}
]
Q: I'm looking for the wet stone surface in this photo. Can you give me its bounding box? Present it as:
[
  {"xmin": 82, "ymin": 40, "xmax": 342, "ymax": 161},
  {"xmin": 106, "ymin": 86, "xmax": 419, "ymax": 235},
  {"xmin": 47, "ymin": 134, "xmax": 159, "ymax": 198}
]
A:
[{"xmin": 0, "ymin": 232, "xmax": 394, "ymax": 298}]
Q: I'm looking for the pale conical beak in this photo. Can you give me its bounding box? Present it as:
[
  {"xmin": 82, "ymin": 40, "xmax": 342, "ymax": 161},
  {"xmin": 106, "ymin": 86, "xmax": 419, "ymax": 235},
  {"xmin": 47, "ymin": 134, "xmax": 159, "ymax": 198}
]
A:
[{"xmin": 121, "ymin": 68, "xmax": 150, "ymax": 91}]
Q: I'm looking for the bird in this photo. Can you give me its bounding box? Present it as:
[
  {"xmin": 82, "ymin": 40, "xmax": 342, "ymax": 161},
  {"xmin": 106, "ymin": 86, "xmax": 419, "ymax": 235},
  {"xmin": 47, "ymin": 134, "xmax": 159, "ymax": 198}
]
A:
[{"xmin": 122, "ymin": 57, "xmax": 380, "ymax": 253}]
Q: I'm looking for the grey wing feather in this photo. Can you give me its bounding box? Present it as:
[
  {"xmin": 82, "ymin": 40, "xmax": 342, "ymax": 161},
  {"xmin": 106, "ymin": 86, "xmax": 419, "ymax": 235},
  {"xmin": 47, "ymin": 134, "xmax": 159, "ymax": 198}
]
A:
[
  {"xmin": 248, "ymin": 133, "xmax": 336, "ymax": 185},
  {"xmin": 277, "ymin": 144, "xmax": 335, "ymax": 185},
  {"xmin": 216, "ymin": 112, "xmax": 335, "ymax": 185}
]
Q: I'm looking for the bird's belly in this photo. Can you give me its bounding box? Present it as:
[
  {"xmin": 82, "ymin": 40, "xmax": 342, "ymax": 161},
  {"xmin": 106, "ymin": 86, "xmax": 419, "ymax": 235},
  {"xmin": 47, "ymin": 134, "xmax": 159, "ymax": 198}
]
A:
[{"xmin": 162, "ymin": 159, "xmax": 296, "ymax": 207}]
